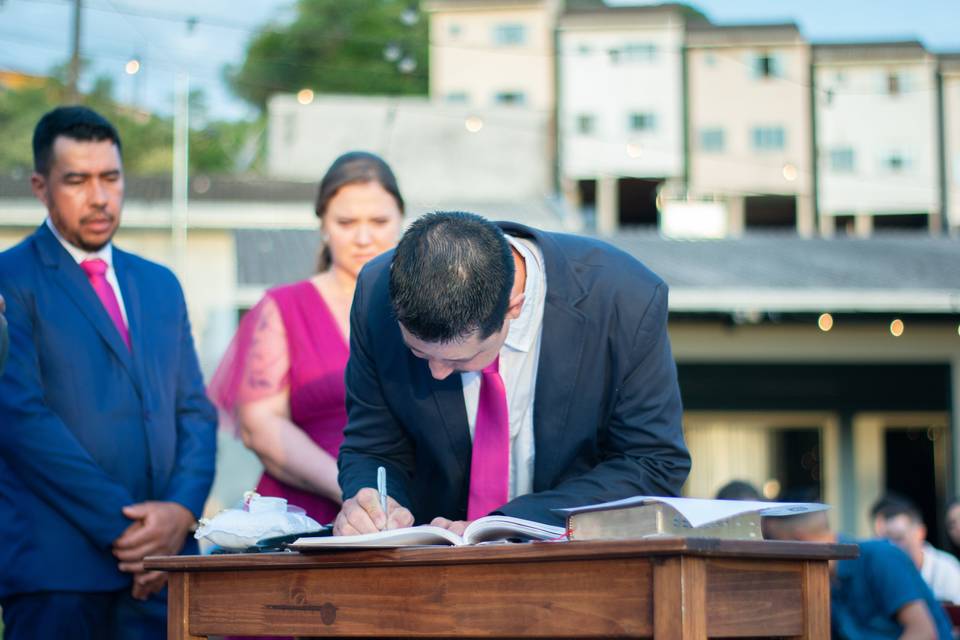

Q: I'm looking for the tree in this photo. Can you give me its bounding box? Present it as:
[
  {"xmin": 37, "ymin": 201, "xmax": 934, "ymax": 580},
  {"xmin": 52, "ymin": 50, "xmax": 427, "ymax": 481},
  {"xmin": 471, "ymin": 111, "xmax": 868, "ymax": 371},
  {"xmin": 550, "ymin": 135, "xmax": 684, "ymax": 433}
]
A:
[
  {"xmin": 226, "ymin": 0, "xmax": 427, "ymax": 111},
  {"xmin": 0, "ymin": 73, "xmax": 259, "ymax": 176}
]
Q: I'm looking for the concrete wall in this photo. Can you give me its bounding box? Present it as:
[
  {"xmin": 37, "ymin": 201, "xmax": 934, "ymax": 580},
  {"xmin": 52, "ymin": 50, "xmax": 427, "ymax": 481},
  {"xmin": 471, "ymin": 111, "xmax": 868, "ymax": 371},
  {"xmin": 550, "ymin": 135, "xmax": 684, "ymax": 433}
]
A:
[
  {"xmin": 266, "ymin": 94, "xmax": 552, "ymax": 203},
  {"xmin": 815, "ymin": 58, "xmax": 940, "ymax": 217},
  {"xmin": 558, "ymin": 13, "xmax": 685, "ymax": 180},
  {"xmin": 426, "ymin": 0, "xmax": 559, "ymax": 111}
]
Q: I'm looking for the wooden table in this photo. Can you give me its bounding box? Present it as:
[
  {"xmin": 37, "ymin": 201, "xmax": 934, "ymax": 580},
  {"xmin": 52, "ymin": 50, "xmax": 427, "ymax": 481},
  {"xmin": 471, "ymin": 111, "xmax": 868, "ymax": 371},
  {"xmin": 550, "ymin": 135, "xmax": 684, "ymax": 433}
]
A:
[{"xmin": 146, "ymin": 538, "xmax": 856, "ymax": 639}]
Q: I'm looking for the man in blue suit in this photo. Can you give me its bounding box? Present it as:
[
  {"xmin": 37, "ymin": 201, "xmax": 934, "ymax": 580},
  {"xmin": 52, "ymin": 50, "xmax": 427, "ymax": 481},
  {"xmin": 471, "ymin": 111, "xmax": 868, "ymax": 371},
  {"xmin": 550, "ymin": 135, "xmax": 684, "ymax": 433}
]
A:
[
  {"xmin": 0, "ymin": 293, "xmax": 7, "ymax": 373},
  {"xmin": 0, "ymin": 106, "xmax": 217, "ymax": 639},
  {"xmin": 334, "ymin": 211, "xmax": 689, "ymax": 535}
]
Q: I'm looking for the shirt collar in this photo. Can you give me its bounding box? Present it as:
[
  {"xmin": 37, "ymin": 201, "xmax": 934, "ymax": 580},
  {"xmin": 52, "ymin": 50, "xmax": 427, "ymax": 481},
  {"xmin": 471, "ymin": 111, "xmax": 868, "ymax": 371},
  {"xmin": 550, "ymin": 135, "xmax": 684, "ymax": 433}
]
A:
[
  {"xmin": 503, "ymin": 234, "xmax": 544, "ymax": 354},
  {"xmin": 46, "ymin": 217, "xmax": 114, "ymax": 268}
]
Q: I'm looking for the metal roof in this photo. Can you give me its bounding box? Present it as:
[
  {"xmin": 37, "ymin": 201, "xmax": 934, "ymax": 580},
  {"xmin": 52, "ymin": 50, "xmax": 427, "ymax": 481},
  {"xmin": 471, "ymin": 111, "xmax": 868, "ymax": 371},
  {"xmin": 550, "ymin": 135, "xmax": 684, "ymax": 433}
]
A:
[
  {"xmin": 607, "ymin": 231, "xmax": 960, "ymax": 313},
  {"xmin": 235, "ymin": 227, "xmax": 960, "ymax": 314}
]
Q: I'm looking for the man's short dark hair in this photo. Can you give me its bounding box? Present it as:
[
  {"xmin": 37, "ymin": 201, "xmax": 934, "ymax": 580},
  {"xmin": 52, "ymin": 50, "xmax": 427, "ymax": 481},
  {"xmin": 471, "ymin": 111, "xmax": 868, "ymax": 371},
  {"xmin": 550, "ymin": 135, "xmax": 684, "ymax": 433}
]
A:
[
  {"xmin": 389, "ymin": 211, "xmax": 514, "ymax": 343},
  {"xmin": 716, "ymin": 480, "xmax": 762, "ymax": 501},
  {"xmin": 871, "ymin": 493, "xmax": 924, "ymax": 524},
  {"xmin": 33, "ymin": 106, "xmax": 122, "ymax": 175}
]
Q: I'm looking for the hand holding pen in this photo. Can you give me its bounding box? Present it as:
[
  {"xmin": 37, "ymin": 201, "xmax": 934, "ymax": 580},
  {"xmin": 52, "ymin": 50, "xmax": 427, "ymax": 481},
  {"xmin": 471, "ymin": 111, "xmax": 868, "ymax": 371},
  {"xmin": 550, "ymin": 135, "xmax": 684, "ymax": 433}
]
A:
[{"xmin": 330, "ymin": 471, "xmax": 415, "ymax": 535}]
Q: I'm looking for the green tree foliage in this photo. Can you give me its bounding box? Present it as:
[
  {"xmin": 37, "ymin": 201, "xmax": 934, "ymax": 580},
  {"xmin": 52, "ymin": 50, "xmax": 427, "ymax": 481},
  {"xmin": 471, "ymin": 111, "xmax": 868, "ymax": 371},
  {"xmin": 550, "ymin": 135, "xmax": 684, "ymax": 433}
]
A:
[
  {"xmin": 0, "ymin": 74, "xmax": 260, "ymax": 176},
  {"xmin": 226, "ymin": 0, "xmax": 428, "ymax": 111}
]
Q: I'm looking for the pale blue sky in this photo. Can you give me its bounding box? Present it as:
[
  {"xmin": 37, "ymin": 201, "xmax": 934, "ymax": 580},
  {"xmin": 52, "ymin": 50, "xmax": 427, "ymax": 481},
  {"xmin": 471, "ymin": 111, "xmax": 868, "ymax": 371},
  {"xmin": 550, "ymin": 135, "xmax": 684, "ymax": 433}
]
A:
[{"xmin": 1, "ymin": 0, "xmax": 958, "ymax": 120}]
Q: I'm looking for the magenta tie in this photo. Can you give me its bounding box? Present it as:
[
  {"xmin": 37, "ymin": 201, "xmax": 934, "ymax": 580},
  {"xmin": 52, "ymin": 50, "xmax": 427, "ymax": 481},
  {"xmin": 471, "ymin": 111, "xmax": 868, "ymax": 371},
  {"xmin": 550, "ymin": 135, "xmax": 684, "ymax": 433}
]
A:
[
  {"xmin": 467, "ymin": 356, "xmax": 510, "ymax": 520},
  {"xmin": 80, "ymin": 258, "xmax": 130, "ymax": 350}
]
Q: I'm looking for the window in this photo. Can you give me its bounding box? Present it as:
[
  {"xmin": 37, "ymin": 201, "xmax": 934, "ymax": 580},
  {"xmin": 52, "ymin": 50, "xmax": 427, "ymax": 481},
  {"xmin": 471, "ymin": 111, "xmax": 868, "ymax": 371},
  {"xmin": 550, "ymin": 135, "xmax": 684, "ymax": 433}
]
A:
[
  {"xmin": 576, "ymin": 114, "xmax": 596, "ymax": 135},
  {"xmin": 445, "ymin": 91, "xmax": 468, "ymax": 104},
  {"xmin": 493, "ymin": 23, "xmax": 526, "ymax": 46},
  {"xmin": 887, "ymin": 72, "xmax": 900, "ymax": 96},
  {"xmin": 628, "ymin": 112, "xmax": 656, "ymax": 132},
  {"xmin": 884, "ymin": 152, "xmax": 908, "ymax": 173},
  {"xmin": 494, "ymin": 91, "xmax": 526, "ymax": 106},
  {"xmin": 577, "ymin": 43, "xmax": 592, "ymax": 56},
  {"xmin": 829, "ymin": 148, "xmax": 854, "ymax": 172},
  {"xmin": 448, "ymin": 23, "xmax": 462, "ymax": 39},
  {"xmin": 621, "ymin": 42, "xmax": 657, "ymax": 62},
  {"xmin": 752, "ymin": 52, "xmax": 781, "ymax": 79},
  {"xmin": 704, "ymin": 52, "xmax": 717, "ymax": 67},
  {"xmin": 751, "ymin": 126, "xmax": 786, "ymax": 151},
  {"xmin": 700, "ymin": 128, "xmax": 724, "ymax": 152}
]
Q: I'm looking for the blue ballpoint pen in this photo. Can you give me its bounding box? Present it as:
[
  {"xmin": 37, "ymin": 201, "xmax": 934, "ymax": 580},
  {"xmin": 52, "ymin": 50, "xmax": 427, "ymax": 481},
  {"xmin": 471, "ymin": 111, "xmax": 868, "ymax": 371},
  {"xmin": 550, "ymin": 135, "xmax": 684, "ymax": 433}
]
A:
[{"xmin": 377, "ymin": 466, "xmax": 388, "ymax": 528}]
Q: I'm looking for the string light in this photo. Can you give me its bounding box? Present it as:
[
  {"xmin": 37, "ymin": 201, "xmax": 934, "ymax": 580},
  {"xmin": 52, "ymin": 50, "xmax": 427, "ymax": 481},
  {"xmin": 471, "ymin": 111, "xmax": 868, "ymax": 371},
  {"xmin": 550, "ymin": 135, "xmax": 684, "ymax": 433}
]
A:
[
  {"xmin": 817, "ymin": 313, "xmax": 833, "ymax": 332},
  {"xmin": 125, "ymin": 59, "xmax": 141, "ymax": 75},
  {"xmin": 296, "ymin": 89, "xmax": 314, "ymax": 105},
  {"xmin": 464, "ymin": 116, "xmax": 483, "ymax": 133},
  {"xmin": 890, "ymin": 318, "xmax": 904, "ymax": 337}
]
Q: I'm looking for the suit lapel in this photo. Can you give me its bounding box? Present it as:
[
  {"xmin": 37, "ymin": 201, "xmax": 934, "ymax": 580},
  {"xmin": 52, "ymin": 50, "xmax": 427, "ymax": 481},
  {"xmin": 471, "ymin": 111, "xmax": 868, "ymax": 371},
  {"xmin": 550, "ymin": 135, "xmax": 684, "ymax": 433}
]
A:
[
  {"xmin": 113, "ymin": 249, "xmax": 146, "ymax": 401},
  {"xmin": 425, "ymin": 363, "xmax": 472, "ymax": 479},
  {"xmin": 497, "ymin": 223, "xmax": 590, "ymax": 492},
  {"xmin": 35, "ymin": 225, "xmax": 137, "ymax": 381}
]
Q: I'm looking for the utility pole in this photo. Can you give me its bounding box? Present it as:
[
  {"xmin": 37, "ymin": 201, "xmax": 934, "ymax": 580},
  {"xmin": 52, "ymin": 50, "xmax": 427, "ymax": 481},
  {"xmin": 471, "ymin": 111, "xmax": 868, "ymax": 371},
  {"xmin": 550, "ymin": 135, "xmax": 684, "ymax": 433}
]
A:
[
  {"xmin": 171, "ymin": 72, "xmax": 190, "ymax": 276},
  {"xmin": 67, "ymin": 0, "xmax": 82, "ymax": 102}
]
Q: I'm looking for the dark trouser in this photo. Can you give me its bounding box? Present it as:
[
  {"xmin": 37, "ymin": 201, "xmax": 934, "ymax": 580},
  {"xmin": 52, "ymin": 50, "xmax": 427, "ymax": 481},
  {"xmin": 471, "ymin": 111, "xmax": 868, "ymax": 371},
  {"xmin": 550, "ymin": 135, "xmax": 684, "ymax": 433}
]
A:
[{"xmin": 1, "ymin": 588, "xmax": 166, "ymax": 640}]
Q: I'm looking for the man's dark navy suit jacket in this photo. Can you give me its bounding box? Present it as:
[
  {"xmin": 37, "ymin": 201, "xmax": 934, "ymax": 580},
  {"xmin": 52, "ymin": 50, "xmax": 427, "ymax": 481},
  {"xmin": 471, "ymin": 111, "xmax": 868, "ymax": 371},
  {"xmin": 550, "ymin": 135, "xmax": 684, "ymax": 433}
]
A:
[{"xmin": 338, "ymin": 221, "xmax": 690, "ymax": 526}]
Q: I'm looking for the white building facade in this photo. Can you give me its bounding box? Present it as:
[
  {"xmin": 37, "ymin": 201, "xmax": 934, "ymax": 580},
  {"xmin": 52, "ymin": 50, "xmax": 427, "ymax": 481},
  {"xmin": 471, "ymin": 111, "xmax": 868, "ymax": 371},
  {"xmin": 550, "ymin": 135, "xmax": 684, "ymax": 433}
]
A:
[
  {"xmin": 814, "ymin": 43, "xmax": 942, "ymax": 235},
  {"xmin": 424, "ymin": 0, "xmax": 560, "ymax": 111},
  {"xmin": 942, "ymin": 54, "xmax": 960, "ymax": 232},
  {"xmin": 686, "ymin": 24, "xmax": 814, "ymax": 237},
  {"xmin": 557, "ymin": 5, "xmax": 690, "ymax": 233}
]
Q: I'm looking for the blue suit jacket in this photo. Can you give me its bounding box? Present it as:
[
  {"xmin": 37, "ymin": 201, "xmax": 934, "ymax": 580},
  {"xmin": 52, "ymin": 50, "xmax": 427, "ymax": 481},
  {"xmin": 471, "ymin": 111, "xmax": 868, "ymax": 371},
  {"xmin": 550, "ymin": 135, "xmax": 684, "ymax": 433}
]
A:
[
  {"xmin": 0, "ymin": 224, "xmax": 217, "ymax": 597},
  {"xmin": 338, "ymin": 222, "xmax": 690, "ymax": 526}
]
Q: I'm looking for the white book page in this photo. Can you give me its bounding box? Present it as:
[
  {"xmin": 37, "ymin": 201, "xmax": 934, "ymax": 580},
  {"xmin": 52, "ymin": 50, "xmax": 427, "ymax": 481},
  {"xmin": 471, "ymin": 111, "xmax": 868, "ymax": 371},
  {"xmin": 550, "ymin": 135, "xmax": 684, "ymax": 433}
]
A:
[
  {"xmin": 556, "ymin": 496, "xmax": 828, "ymax": 528},
  {"xmin": 462, "ymin": 516, "xmax": 567, "ymax": 544},
  {"xmin": 290, "ymin": 525, "xmax": 463, "ymax": 549}
]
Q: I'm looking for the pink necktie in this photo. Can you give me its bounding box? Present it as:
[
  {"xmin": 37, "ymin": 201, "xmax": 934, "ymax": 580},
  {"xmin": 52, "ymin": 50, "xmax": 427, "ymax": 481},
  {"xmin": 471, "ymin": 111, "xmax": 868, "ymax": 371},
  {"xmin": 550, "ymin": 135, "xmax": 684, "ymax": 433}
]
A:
[
  {"xmin": 80, "ymin": 258, "xmax": 130, "ymax": 350},
  {"xmin": 467, "ymin": 356, "xmax": 510, "ymax": 520}
]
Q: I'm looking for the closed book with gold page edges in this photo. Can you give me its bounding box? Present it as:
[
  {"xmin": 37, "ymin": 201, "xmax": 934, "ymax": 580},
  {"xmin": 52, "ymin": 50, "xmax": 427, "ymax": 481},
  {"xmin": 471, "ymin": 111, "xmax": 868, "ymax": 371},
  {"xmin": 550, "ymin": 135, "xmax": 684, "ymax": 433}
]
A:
[{"xmin": 565, "ymin": 501, "xmax": 763, "ymax": 541}]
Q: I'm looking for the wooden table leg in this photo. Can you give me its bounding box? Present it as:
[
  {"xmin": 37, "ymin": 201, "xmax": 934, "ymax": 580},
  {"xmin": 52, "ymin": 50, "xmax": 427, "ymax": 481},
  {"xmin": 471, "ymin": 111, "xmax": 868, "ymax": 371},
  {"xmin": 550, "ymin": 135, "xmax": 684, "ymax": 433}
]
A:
[
  {"xmin": 167, "ymin": 572, "xmax": 204, "ymax": 640},
  {"xmin": 653, "ymin": 556, "xmax": 707, "ymax": 640},
  {"xmin": 793, "ymin": 561, "xmax": 830, "ymax": 639}
]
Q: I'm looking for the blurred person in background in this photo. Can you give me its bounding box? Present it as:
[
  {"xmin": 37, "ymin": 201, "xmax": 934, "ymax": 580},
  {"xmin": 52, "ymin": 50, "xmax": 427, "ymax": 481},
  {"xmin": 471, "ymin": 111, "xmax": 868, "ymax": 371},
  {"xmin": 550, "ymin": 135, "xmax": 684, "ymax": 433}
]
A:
[
  {"xmin": 766, "ymin": 510, "xmax": 951, "ymax": 639},
  {"xmin": 872, "ymin": 495, "xmax": 960, "ymax": 604},
  {"xmin": 715, "ymin": 479, "xmax": 762, "ymax": 501},
  {"xmin": 944, "ymin": 498, "xmax": 960, "ymax": 557},
  {"xmin": 0, "ymin": 106, "xmax": 217, "ymax": 640},
  {"xmin": 208, "ymin": 151, "xmax": 404, "ymax": 526}
]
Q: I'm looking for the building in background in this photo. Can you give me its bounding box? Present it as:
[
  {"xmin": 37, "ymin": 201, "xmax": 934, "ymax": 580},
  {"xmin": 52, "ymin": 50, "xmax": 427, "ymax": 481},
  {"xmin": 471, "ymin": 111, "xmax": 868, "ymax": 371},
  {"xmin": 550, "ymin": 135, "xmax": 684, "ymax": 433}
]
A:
[
  {"xmin": 942, "ymin": 53, "xmax": 960, "ymax": 232},
  {"xmin": 424, "ymin": 0, "xmax": 561, "ymax": 111},
  {"xmin": 557, "ymin": 3, "xmax": 698, "ymax": 234},
  {"xmin": 685, "ymin": 23, "xmax": 815, "ymax": 237},
  {"xmin": 814, "ymin": 42, "xmax": 942, "ymax": 236},
  {"xmin": 266, "ymin": 93, "xmax": 566, "ymax": 226}
]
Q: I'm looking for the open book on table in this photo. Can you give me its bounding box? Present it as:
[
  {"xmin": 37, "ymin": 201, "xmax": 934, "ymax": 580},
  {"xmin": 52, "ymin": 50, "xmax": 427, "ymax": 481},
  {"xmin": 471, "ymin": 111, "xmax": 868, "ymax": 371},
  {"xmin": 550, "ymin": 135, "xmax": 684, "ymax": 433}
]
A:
[{"xmin": 288, "ymin": 515, "xmax": 566, "ymax": 550}]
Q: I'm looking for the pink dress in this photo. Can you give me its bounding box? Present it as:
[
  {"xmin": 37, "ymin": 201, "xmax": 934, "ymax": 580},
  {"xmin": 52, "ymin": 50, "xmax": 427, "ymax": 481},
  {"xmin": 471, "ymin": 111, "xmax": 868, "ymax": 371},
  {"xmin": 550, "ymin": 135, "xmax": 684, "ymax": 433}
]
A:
[{"xmin": 208, "ymin": 280, "xmax": 348, "ymax": 525}]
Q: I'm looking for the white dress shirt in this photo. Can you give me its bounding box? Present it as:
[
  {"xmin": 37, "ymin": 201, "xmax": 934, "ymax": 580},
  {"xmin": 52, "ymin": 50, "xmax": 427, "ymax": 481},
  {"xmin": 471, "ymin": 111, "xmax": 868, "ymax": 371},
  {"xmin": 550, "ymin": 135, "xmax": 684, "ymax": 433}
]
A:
[
  {"xmin": 46, "ymin": 218, "xmax": 129, "ymax": 326},
  {"xmin": 461, "ymin": 234, "xmax": 546, "ymax": 501},
  {"xmin": 921, "ymin": 542, "xmax": 960, "ymax": 604}
]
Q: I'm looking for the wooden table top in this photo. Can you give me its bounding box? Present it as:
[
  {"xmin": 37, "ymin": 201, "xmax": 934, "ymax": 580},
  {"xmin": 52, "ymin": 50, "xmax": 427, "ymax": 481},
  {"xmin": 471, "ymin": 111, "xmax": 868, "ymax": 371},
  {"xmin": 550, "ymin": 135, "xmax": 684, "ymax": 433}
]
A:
[{"xmin": 146, "ymin": 537, "xmax": 858, "ymax": 572}]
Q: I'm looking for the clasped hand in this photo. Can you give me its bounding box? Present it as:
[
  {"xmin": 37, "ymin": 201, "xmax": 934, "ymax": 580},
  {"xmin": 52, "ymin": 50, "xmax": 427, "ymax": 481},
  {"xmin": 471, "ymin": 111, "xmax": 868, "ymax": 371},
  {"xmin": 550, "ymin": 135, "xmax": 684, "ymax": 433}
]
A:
[{"xmin": 112, "ymin": 501, "xmax": 195, "ymax": 601}]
